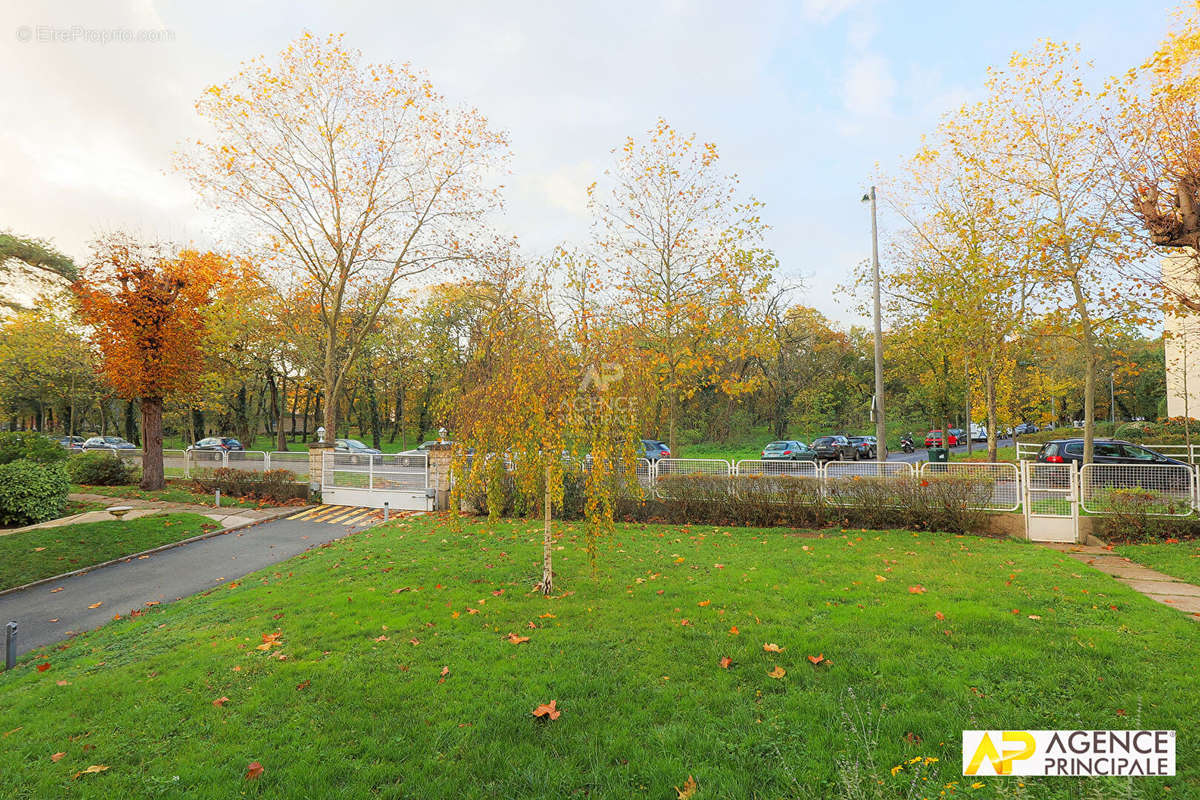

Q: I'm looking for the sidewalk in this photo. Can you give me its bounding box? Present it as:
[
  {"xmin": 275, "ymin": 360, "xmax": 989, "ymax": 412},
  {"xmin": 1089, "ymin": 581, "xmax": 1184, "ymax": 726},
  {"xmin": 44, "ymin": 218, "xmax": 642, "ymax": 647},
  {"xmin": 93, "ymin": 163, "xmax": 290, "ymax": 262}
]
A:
[
  {"xmin": 1043, "ymin": 543, "xmax": 1200, "ymax": 616},
  {"xmin": 0, "ymin": 493, "xmax": 293, "ymax": 538},
  {"xmin": 0, "ymin": 512, "xmax": 376, "ymax": 659}
]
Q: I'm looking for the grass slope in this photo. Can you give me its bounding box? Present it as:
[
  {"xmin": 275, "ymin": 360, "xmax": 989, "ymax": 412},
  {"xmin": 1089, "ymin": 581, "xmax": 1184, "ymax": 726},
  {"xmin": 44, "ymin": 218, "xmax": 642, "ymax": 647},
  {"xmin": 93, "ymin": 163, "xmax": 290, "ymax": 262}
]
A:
[
  {"xmin": 1117, "ymin": 539, "xmax": 1200, "ymax": 587},
  {"xmin": 70, "ymin": 483, "xmax": 266, "ymax": 510},
  {"xmin": 0, "ymin": 518, "xmax": 1195, "ymax": 799},
  {"xmin": 0, "ymin": 513, "xmax": 218, "ymax": 591}
]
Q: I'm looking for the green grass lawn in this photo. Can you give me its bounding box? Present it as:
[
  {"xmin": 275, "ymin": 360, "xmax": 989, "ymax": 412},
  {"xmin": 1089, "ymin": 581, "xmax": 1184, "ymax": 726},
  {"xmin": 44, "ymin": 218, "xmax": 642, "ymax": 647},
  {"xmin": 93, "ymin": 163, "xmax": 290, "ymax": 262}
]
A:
[
  {"xmin": 0, "ymin": 513, "xmax": 218, "ymax": 591},
  {"xmin": 1117, "ymin": 539, "xmax": 1200, "ymax": 586},
  {"xmin": 0, "ymin": 517, "xmax": 1195, "ymax": 799},
  {"xmin": 953, "ymin": 445, "xmax": 1018, "ymax": 463},
  {"xmin": 70, "ymin": 483, "xmax": 267, "ymax": 510}
]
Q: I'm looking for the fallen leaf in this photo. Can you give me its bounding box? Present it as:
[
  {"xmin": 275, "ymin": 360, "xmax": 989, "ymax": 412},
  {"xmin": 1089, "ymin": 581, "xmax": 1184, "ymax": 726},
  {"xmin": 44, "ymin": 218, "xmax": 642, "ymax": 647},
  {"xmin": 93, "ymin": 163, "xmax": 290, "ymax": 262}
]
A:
[
  {"xmin": 72, "ymin": 765, "xmax": 108, "ymax": 779},
  {"xmin": 51, "ymin": 752, "xmax": 65, "ymax": 762},
  {"xmin": 296, "ymin": 680, "xmax": 310, "ymax": 691},
  {"xmin": 762, "ymin": 643, "xmax": 784, "ymax": 653},
  {"xmin": 440, "ymin": 666, "xmax": 450, "ymax": 677},
  {"xmin": 934, "ymin": 611, "xmax": 945, "ymax": 621},
  {"xmin": 373, "ymin": 635, "xmax": 389, "ymax": 642},
  {"xmin": 538, "ymin": 613, "xmax": 556, "ymax": 619},
  {"xmin": 768, "ymin": 666, "xmax": 786, "ymax": 679},
  {"xmin": 697, "ymin": 600, "xmax": 710, "ymax": 607},
  {"xmin": 409, "ymin": 638, "xmax": 420, "ymax": 646},
  {"xmin": 729, "ymin": 625, "xmax": 739, "ymax": 635},
  {"xmin": 807, "ymin": 654, "xmax": 826, "ymax": 665},
  {"xmin": 36, "ymin": 663, "xmax": 50, "ymax": 672},
  {"xmin": 875, "ymin": 574, "xmax": 887, "ymax": 582},
  {"xmin": 532, "ymin": 700, "xmax": 561, "ymax": 720},
  {"xmin": 676, "ymin": 774, "xmax": 698, "ymax": 800},
  {"xmin": 908, "ymin": 586, "xmax": 926, "ymax": 594},
  {"xmin": 505, "ymin": 633, "xmax": 530, "ymax": 644},
  {"xmin": 719, "ymin": 657, "xmax": 732, "ymax": 669},
  {"xmin": 212, "ymin": 696, "xmax": 230, "ymax": 707},
  {"xmin": 1028, "ymin": 614, "xmax": 1041, "ymax": 621},
  {"xmin": 50, "ymin": 587, "xmax": 63, "ymax": 593},
  {"xmin": 55, "ymin": 680, "xmax": 68, "ymax": 686},
  {"xmin": 244, "ymin": 761, "xmax": 264, "ymax": 781},
  {"xmin": 87, "ymin": 602, "xmax": 102, "ymax": 609},
  {"xmin": 33, "ymin": 547, "xmax": 46, "ymax": 552}
]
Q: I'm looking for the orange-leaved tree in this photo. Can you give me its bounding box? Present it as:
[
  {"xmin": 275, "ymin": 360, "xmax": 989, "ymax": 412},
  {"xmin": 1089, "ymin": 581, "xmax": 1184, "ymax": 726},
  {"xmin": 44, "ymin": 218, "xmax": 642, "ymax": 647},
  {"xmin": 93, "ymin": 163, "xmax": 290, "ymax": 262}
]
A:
[{"xmin": 73, "ymin": 234, "xmax": 235, "ymax": 489}]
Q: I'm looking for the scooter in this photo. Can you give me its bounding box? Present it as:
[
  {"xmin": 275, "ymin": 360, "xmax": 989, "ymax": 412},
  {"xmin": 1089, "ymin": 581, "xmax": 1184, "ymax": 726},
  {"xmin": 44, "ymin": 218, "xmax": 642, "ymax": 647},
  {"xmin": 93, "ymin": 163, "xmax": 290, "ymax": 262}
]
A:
[{"xmin": 899, "ymin": 433, "xmax": 915, "ymax": 454}]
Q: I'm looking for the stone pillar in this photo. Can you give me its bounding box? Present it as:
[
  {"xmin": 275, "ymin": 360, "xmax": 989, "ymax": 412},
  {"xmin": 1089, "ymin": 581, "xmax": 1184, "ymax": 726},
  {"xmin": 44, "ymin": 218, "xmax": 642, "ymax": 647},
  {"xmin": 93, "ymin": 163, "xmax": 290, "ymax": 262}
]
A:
[
  {"xmin": 307, "ymin": 441, "xmax": 335, "ymax": 495},
  {"xmin": 426, "ymin": 443, "xmax": 453, "ymax": 511}
]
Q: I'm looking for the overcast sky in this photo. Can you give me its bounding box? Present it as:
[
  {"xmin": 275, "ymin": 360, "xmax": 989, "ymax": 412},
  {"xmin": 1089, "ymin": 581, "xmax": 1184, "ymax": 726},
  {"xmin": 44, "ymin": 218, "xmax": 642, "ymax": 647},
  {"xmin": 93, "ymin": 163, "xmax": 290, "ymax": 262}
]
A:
[{"xmin": 0, "ymin": 0, "xmax": 1177, "ymax": 323}]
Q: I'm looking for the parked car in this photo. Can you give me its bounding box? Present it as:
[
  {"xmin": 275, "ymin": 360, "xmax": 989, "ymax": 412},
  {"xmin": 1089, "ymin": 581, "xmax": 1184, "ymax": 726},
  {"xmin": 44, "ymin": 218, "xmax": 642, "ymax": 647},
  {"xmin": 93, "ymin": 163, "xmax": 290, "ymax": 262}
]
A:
[
  {"xmin": 333, "ymin": 439, "xmax": 382, "ymax": 465},
  {"xmin": 811, "ymin": 435, "xmax": 858, "ymax": 462},
  {"xmin": 188, "ymin": 436, "xmax": 244, "ymax": 452},
  {"xmin": 1013, "ymin": 422, "xmax": 1039, "ymax": 435},
  {"xmin": 970, "ymin": 424, "xmax": 987, "ymax": 442},
  {"xmin": 760, "ymin": 440, "xmax": 816, "ymax": 462},
  {"xmin": 924, "ymin": 430, "xmax": 959, "ymax": 448},
  {"xmin": 847, "ymin": 436, "xmax": 877, "ymax": 459},
  {"xmin": 948, "ymin": 428, "xmax": 967, "ymax": 445},
  {"xmin": 1037, "ymin": 439, "xmax": 1191, "ymax": 491},
  {"xmin": 637, "ymin": 439, "xmax": 671, "ymax": 463},
  {"xmin": 57, "ymin": 435, "xmax": 86, "ymax": 450},
  {"xmin": 81, "ymin": 435, "xmax": 135, "ymax": 450}
]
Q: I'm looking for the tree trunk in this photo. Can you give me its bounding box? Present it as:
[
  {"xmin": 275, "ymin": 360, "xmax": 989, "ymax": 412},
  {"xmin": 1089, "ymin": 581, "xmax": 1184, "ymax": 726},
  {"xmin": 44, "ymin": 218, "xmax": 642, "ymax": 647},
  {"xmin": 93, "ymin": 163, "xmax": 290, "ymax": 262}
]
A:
[
  {"xmin": 984, "ymin": 359, "xmax": 998, "ymax": 463},
  {"xmin": 367, "ymin": 375, "xmax": 382, "ymax": 449},
  {"xmin": 124, "ymin": 399, "xmax": 139, "ymax": 446},
  {"xmin": 300, "ymin": 386, "xmax": 311, "ymax": 441},
  {"xmin": 537, "ymin": 460, "xmax": 554, "ymax": 596},
  {"xmin": 140, "ymin": 396, "xmax": 165, "ymax": 490},
  {"xmin": 389, "ymin": 383, "xmax": 404, "ymax": 445},
  {"xmin": 964, "ymin": 361, "xmax": 973, "ymax": 456},
  {"xmin": 276, "ymin": 372, "xmax": 289, "ymax": 452}
]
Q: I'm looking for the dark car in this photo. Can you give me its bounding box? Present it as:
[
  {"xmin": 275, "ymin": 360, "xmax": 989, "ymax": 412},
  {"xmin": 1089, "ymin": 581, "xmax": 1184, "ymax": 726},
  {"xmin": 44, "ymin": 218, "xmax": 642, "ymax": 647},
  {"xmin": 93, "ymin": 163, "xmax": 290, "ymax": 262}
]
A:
[
  {"xmin": 1037, "ymin": 439, "xmax": 1191, "ymax": 491},
  {"xmin": 188, "ymin": 436, "xmax": 244, "ymax": 452},
  {"xmin": 760, "ymin": 440, "xmax": 816, "ymax": 462},
  {"xmin": 1013, "ymin": 422, "xmax": 1039, "ymax": 436},
  {"xmin": 924, "ymin": 430, "xmax": 959, "ymax": 448},
  {"xmin": 57, "ymin": 435, "xmax": 85, "ymax": 451},
  {"xmin": 811, "ymin": 435, "xmax": 858, "ymax": 462},
  {"xmin": 847, "ymin": 436, "xmax": 877, "ymax": 459},
  {"xmin": 82, "ymin": 435, "xmax": 136, "ymax": 450}
]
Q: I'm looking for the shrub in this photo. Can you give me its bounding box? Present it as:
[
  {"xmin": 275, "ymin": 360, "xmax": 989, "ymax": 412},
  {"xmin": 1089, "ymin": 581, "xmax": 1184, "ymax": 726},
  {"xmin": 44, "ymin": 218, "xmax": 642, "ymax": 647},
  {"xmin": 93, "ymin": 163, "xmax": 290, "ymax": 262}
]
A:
[
  {"xmin": 0, "ymin": 459, "xmax": 70, "ymax": 526},
  {"xmin": 191, "ymin": 468, "xmax": 306, "ymax": 504},
  {"xmin": 614, "ymin": 473, "xmax": 994, "ymax": 534},
  {"xmin": 0, "ymin": 431, "xmax": 68, "ymax": 465},
  {"xmin": 1114, "ymin": 421, "xmax": 1159, "ymax": 441},
  {"xmin": 1090, "ymin": 487, "xmax": 1195, "ymax": 543},
  {"xmin": 67, "ymin": 450, "xmax": 134, "ymax": 485}
]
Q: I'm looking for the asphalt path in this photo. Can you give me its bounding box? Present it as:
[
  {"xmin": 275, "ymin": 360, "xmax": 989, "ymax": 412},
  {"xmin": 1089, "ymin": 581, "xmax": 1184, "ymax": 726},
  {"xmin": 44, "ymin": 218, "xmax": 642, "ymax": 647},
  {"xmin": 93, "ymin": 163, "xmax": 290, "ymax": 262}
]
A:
[
  {"xmin": 0, "ymin": 514, "xmax": 378, "ymax": 660},
  {"xmin": 886, "ymin": 437, "xmax": 1013, "ymax": 463}
]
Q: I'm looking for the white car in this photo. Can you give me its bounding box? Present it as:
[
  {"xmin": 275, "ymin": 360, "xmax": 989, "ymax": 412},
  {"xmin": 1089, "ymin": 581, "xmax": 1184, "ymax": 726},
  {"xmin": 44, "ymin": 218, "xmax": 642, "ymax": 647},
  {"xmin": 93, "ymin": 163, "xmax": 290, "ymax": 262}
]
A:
[{"xmin": 970, "ymin": 424, "xmax": 987, "ymax": 442}]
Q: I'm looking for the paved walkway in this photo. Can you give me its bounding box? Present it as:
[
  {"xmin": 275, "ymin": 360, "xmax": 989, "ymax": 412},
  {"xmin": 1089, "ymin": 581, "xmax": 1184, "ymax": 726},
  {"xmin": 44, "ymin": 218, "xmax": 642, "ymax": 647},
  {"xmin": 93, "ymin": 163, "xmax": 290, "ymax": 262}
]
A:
[
  {"xmin": 0, "ymin": 493, "xmax": 292, "ymax": 538},
  {"xmin": 0, "ymin": 510, "xmax": 388, "ymax": 659},
  {"xmin": 1043, "ymin": 543, "xmax": 1200, "ymax": 616}
]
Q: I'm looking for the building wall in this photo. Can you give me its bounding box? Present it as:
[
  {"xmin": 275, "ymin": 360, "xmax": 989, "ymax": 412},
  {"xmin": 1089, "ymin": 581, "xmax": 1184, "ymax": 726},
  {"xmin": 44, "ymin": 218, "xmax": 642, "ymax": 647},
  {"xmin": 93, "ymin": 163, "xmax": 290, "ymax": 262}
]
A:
[{"xmin": 1164, "ymin": 249, "xmax": 1200, "ymax": 418}]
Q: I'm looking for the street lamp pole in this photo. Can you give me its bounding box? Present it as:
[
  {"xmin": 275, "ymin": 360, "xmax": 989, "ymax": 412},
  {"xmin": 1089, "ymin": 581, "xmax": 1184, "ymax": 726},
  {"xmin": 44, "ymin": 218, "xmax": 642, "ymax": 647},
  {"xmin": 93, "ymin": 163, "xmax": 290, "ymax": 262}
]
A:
[{"xmin": 864, "ymin": 186, "xmax": 887, "ymax": 462}]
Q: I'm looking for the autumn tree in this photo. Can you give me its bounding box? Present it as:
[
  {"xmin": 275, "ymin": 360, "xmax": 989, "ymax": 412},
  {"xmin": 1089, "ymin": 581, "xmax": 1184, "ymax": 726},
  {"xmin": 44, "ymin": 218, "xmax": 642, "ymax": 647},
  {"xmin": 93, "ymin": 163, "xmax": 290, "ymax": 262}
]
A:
[
  {"xmin": 0, "ymin": 308, "xmax": 98, "ymax": 434},
  {"xmin": 951, "ymin": 41, "xmax": 1145, "ymax": 462},
  {"xmin": 589, "ymin": 119, "xmax": 772, "ymax": 452},
  {"xmin": 180, "ymin": 32, "xmax": 509, "ymax": 442},
  {"xmin": 73, "ymin": 235, "xmax": 233, "ymax": 489}
]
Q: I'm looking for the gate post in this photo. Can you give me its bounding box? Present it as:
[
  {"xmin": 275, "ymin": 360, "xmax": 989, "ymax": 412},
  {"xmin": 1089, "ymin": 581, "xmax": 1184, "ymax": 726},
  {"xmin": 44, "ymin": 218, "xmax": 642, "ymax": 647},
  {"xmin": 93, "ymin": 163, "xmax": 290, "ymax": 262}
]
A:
[
  {"xmin": 427, "ymin": 444, "xmax": 453, "ymax": 511},
  {"xmin": 307, "ymin": 440, "xmax": 335, "ymax": 495}
]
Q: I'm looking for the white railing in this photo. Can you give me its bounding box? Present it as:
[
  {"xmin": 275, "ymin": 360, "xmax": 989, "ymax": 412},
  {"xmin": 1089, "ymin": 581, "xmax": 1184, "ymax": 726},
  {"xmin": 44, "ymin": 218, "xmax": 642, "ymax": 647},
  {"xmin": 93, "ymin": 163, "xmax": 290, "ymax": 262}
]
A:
[
  {"xmin": 266, "ymin": 450, "xmax": 310, "ymax": 480},
  {"xmin": 734, "ymin": 459, "xmax": 819, "ymax": 478},
  {"xmin": 920, "ymin": 461, "xmax": 1020, "ymax": 512},
  {"xmin": 825, "ymin": 461, "xmax": 915, "ymax": 480},
  {"xmin": 1017, "ymin": 440, "xmax": 1199, "ymax": 462},
  {"xmin": 1079, "ymin": 463, "xmax": 1195, "ymax": 517},
  {"xmin": 322, "ymin": 452, "xmax": 428, "ymax": 491}
]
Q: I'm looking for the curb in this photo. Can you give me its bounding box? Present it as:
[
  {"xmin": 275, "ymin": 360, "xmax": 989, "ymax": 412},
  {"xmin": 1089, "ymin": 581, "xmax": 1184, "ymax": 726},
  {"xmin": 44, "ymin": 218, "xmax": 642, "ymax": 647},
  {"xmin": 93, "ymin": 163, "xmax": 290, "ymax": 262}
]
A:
[{"xmin": 0, "ymin": 506, "xmax": 311, "ymax": 598}]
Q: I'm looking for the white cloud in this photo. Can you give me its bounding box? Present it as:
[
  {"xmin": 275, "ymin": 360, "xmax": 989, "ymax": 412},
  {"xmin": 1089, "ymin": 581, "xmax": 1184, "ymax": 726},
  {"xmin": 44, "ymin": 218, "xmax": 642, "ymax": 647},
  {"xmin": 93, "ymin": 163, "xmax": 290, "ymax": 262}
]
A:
[
  {"xmin": 842, "ymin": 53, "xmax": 896, "ymax": 117},
  {"xmin": 800, "ymin": 0, "xmax": 864, "ymax": 23}
]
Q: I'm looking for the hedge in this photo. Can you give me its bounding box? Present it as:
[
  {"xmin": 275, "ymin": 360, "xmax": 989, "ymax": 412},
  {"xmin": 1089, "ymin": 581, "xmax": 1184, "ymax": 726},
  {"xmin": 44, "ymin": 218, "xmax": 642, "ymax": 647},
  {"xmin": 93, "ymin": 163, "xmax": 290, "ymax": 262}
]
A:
[
  {"xmin": 191, "ymin": 468, "xmax": 307, "ymax": 504},
  {"xmin": 0, "ymin": 431, "xmax": 68, "ymax": 466},
  {"xmin": 67, "ymin": 451, "xmax": 135, "ymax": 486},
  {"xmin": 0, "ymin": 459, "xmax": 70, "ymax": 526}
]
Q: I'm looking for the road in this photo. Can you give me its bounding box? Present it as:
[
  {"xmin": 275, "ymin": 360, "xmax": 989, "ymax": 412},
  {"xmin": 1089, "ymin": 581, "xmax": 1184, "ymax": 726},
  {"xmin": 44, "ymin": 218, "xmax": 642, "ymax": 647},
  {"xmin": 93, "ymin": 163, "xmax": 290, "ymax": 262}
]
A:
[
  {"xmin": 0, "ymin": 509, "xmax": 381, "ymax": 660},
  {"xmin": 886, "ymin": 437, "xmax": 1013, "ymax": 463}
]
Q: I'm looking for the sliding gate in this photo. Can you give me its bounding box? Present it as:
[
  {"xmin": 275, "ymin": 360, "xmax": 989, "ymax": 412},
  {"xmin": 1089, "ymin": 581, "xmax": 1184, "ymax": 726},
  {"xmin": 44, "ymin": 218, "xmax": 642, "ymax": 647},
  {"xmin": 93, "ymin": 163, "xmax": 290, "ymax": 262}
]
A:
[{"xmin": 321, "ymin": 452, "xmax": 433, "ymax": 511}]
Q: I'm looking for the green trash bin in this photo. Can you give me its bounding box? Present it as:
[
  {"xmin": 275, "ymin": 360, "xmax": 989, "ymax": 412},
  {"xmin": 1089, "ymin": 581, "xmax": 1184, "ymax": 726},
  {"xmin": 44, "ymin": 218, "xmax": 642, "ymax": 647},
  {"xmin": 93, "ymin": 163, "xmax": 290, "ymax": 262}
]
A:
[{"xmin": 927, "ymin": 447, "xmax": 949, "ymax": 463}]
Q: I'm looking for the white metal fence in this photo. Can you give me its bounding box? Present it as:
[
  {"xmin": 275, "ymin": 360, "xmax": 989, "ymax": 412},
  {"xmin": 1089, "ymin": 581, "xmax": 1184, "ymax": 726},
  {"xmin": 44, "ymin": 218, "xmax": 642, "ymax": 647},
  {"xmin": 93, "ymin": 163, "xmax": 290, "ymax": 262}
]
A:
[
  {"xmin": 734, "ymin": 460, "xmax": 820, "ymax": 479},
  {"xmin": 920, "ymin": 461, "xmax": 1021, "ymax": 512},
  {"xmin": 1016, "ymin": 440, "xmax": 1198, "ymax": 462},
  {"xmin": 1079, "ymin": 463, "xmax": 1195, "ymax": 516},
  {"xmin": 323, "ymin": 452, "xmax": 429, "ymax": 491},
  {"xmin": 825, "ymin": 461, "xmax": 915, "ymax": 480},
  {"xmin": 79, "ymin": 447, "xmax": 311, "ymax": 480}
]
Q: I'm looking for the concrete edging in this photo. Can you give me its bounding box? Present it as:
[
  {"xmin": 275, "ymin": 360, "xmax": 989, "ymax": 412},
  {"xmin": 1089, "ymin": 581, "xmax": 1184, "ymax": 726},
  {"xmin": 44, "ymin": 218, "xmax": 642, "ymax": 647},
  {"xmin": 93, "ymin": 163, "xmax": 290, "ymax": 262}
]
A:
[{"xmin": 0, "ymin": 506, "xmax": 310, "ymax": 598}]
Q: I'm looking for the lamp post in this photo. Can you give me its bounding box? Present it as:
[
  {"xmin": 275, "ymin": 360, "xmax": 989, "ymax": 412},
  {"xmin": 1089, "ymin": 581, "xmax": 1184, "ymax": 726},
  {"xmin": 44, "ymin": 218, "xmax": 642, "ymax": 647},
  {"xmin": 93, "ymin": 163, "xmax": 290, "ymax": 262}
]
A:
[{"xmin": 862, "ymin": 186, "xmax": 886, "ymax": 462}]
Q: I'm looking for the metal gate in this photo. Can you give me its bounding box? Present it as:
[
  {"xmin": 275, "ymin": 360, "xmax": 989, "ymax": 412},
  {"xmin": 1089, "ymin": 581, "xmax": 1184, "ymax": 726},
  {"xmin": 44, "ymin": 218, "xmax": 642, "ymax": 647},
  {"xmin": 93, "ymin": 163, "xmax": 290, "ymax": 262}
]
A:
[
  {"xmin": 1021, "ymin": 460, "xmax": 1079, "ymax": 543},
  {"xmin": 321, "ymin": 452, "xmax": 432, "ymax": 511}
]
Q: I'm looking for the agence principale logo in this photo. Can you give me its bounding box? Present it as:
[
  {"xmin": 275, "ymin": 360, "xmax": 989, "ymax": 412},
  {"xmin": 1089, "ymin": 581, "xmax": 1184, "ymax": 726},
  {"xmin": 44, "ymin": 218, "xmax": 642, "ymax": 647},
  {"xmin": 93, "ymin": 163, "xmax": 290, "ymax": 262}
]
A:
[{"xmin": 963, "ymin": 730, "xmax": 1175, "ymax": 777}]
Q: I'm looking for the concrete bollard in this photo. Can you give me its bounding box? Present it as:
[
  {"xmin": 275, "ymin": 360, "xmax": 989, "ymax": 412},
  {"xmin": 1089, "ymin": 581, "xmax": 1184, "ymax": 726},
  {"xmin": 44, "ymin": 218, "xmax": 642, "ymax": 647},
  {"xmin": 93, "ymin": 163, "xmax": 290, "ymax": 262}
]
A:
[
  {"xmin": 383, "ymin": 501, "xmax": 389, "ymax": 522},
  {"xmin": 215, "ymin": 489, "xmax": 221, "ymax": 508}
]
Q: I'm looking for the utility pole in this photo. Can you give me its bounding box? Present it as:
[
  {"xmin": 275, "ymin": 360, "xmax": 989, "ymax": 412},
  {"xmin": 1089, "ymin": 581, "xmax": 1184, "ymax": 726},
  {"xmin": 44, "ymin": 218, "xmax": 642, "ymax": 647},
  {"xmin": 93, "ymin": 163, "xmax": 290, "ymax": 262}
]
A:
[{"xmin": 864, "ymin": 186, "xmax": 887, "ymax": 462}]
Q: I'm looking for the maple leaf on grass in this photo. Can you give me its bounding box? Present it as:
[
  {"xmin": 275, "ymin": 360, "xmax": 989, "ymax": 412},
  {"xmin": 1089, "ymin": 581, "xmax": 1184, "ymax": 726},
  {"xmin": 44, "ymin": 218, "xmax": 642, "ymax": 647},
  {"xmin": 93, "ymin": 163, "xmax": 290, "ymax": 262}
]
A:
[
  {"xmin": 762, "ymin": 642, "xmax": 783, "ymax": 653},
  {"xmin": 505, "ymin": 633, "xmax": 530, "ymax": 644},
  {"xmin": 244, "ymin": 761, "xmax": 264, "ymax": 781},
  {"xmin": 51, "ymin": 752, "xmax": 65, "ymax": 762},
  {"xmin": 908, "ymin": 585, "xmax": 927, "ymax": 594},
  {"xmin": 212, "ymin": 696, "xmax": 230, "ymax": 707},
  {"xmin": 532, "ymin": 700, "xmax": 561, "ymax": 720},
  {"xmin": 676, "ymin": 774, "xmax": 698, "ymax": 800},
  {"xmin": 36, "ymin": 663, "xmax": 50, "ymax": 672},
  {"xmin": 719, "ymin": 657, "xmax": 732, "ymax": 669},
  {"xmin": 72, "ymin": 765, "xmax": 108, "ymax": 779},
  {"xmin": 768, "ymin": 666, "xmax": 786, "ymax": 679}
]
